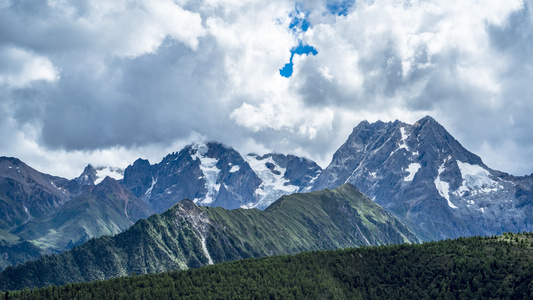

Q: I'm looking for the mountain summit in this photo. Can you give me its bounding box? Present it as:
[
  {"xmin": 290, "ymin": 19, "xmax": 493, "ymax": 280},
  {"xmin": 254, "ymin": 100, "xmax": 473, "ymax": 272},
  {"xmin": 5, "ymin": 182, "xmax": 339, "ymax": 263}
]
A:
[
  {"xmin": 313, "ymin": 116, "xmax": 533, "ymax": 239},
  {"xmin": 122, "ymin": 142, "xmax": 322, "ymax": 212}
]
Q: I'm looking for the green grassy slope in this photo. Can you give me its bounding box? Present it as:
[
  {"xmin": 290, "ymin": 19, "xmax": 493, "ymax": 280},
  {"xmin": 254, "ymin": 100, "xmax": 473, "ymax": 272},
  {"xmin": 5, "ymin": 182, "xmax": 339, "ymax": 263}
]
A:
[
  {"xmin": 0, "ymin": 184, "xmax": 418, "ymax": 291},
  {"xmin": 203, "ymin": 183, "xmax": 418, "ymax": 261},
  {"xmin": 3, "ymin": 233, "xmax": 533, "ymax": 299}
]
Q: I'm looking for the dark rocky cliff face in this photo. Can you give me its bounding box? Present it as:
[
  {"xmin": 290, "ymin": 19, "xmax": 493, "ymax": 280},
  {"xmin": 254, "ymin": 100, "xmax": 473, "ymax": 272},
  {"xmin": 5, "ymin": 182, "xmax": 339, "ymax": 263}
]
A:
[
  {"xmin": 313, "ymin": 116, "xmax": 533, "ymax": 240},
  {"xmin": 121, "ymin": 158, "xmax": 152, "ymax": 198},
  {"xmin": 122, "ymin": 143, "xmax": 262, "ymax": 213}
]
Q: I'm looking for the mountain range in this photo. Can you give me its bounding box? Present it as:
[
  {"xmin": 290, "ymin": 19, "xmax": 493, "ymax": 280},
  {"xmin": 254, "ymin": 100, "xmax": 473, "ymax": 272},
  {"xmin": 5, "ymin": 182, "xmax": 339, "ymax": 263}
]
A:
[
  {"xmin": 0, "ymin": 158, "xmax": 154, "ymax": 270},
  {"xmin": 11, "ymin": 178, "xmax": 153, "ymax": 251},
  {"xmin": 0, "ymin": 184, "xmax": 419, "ymax": 290},
  {"xmin": 1, "ymin": 115, "xmax": 533, "ymax": 280},
  {"xmin": 0, "ymin": 143, "xmax": 322, "ymax": 270},
  {"xmin": 121, "ymin": 143, "xmax": 322, "ymax": 212}
]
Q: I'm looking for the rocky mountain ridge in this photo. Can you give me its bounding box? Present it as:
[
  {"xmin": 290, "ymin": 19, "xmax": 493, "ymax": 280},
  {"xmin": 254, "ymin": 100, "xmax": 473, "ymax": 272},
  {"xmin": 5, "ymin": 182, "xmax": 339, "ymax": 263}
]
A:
[
  {"xmin": 3, "ymin": 115, "xmax": 533, "ymax": 271},
  {"xmin": 11, "ymin": 178, "xmax": 153, "ymax": 251},
  {"xmin": 312, "ymin": 116, "xmax": 533, "ymax": 239},
  {"xmin": 121, "ymin": 142, "xmax": 322, "ymax": 212},
  {"xmin": 0, "ymin": 143, "xmax": 322, "ymax": 268}
]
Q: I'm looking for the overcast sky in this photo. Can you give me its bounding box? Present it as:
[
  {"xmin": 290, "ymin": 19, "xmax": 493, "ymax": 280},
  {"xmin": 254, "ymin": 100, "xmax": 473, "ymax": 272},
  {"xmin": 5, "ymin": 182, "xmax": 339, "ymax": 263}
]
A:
[{"xmin": 1, "ymin": 0, "xmax": 533, "ymax": 178}]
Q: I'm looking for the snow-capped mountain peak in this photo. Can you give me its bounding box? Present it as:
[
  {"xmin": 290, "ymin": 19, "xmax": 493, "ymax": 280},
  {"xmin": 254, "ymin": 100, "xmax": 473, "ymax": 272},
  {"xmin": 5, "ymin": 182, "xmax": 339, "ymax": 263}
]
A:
[
  {"xmin": 75, "ymin": 164, "xmax": 124, "ymax": 186},
  {"xmin": 94, "ymin": 166, "xmax": 124, "ymax": 185},
  {"xmin": 121, "ymin": 142, "xmax": 322, "ymax": 212},
  {"xmin": 313, "ymin": 116, "xmax": 533, "ymax": 240}
]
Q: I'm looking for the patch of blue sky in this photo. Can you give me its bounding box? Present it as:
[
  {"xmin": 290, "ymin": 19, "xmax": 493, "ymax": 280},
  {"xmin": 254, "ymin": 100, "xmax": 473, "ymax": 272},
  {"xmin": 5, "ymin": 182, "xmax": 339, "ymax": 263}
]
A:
[
  {"xmin": 289, "ymin": 16, "xmax": 310, "ymax": 32},
  {"xmin": 280, "ymin": 43, "xmax": 318, "ymax": 77},
  {"xmin": 280, "ymin": 1, "xmax": 354, "ymax": 78},
  {"xmin": 327, "ymin": 0, "xmax": 356, "ymax": 16},
  {"xmin": 280, "ymin": 6, "xmax": 317, "ymax": 78}
]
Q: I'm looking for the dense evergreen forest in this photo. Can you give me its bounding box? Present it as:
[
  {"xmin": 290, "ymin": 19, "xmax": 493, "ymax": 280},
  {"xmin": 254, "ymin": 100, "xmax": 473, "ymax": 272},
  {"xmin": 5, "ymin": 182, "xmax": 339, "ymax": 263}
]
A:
[{"xmin": 2, "ymin": 232, "xmax": 533, "ymax": 299}]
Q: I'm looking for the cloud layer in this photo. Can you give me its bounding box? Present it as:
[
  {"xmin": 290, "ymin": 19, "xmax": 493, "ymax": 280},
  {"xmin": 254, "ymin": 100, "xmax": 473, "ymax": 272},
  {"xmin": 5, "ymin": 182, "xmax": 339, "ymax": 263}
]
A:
[{"xmin": 1, "ymin": 0, "xmax": 533, "ymax": 177}]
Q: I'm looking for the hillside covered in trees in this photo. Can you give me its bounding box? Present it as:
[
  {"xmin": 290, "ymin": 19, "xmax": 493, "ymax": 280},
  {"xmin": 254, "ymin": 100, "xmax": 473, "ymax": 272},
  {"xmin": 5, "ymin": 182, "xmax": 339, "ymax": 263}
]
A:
[{"xmin": 2, "ymin": 232, "xmax": 533, "ymax": 299}]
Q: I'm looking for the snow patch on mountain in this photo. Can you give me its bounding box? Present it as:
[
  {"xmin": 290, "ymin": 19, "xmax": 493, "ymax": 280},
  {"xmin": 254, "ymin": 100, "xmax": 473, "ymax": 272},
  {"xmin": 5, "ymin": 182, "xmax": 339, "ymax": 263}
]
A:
[
  {"xmin": 307, "ymin": 171, "xmax": 321, "ymax": 187},
  {"xmin": 229, "ymin": 165, "xmax": 240, "ymax": 173},
  {"xmin": 145, "ymin": 176, "xmax": 158, "ymax": 197},
  {"xmin": 434, "ymin": 162, "xmax": 457, "ymax": 209},
  {"xmin": 404, "ymin": 163, "xmax": 420, "ymax": 181},
  {"xmin": 399, "ymin": 127, "xmax": 409, "ymax": 150},
  {"xmin": 454, "ymin": 161, "xmax": 501, "ymax": 196},
  {"xmin": 94, "ymin": 167, "xmax": 124, "ymax": 185},
  {"xmin": 191, "ymin": 144, "xmax": 221, "ymax": 205},
  {"xmin": 243, "ymin": 154, "xmax": 299, "ymax": 208}
]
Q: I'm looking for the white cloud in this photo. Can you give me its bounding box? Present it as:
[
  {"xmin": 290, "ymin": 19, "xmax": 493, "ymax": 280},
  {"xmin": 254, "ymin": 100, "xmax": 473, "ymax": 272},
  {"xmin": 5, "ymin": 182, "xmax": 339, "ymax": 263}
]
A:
[
  {"xmin": 296, "ymin": 0, "xmax": 523, "ymax": 108},
  {"xmin": 205, "ymin": 1, "xmax": 295, "ymax": 101},
  {"xmin": 0, "ymin": 46, "xmax": 60, "ymax": 88},
  {"xmin": 41, "ymin": 0, "xmax": 206, "ymax": 58},
  {"xmin": 230, "ymin": 97, "xmax": 334, "ymax": 139}
]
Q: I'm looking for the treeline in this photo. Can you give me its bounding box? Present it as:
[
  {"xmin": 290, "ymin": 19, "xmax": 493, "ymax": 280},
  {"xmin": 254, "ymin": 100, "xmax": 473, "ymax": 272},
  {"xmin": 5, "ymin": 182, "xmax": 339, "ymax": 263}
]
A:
[{"xmin": 3, "ymin": 232, "xmax": 533, "ymax": 299}]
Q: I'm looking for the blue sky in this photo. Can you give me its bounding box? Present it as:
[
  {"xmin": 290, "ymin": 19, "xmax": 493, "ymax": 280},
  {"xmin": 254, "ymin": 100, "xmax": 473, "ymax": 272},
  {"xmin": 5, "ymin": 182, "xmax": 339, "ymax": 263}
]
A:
[
  {"xmin": 280, "ymin": 6, "xmax": 317, "ymax": 77},
  {"xmin": 280, "ymin": 2, "xmax": 352, "ymax": 77},
  {"xmin": 1, "ymin": 0, "xmax": 533, "ymax": 178},
  {"xmin": 280, "ymin": 44, "xmax": 318, "ymax": 77}
]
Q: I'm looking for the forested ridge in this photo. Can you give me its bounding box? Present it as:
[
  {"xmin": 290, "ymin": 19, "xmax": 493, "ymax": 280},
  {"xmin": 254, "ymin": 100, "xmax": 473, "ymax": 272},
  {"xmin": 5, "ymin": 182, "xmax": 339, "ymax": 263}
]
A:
[{"xmin": 3, "ymin": 232, "xmax": 533, "ymax": 299}]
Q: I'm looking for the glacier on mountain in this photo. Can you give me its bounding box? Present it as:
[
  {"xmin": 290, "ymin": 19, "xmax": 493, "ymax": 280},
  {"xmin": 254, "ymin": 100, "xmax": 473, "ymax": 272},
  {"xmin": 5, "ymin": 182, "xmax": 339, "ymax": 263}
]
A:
[
  {"xmin": 191, "ymin": 144, "xmax": 221, "ymax": 205},
  {"xmin": 454, "ymin": 161, "xmax": 501, "ymax": 196},
  {"xmin": 243, "ymin": 154, "xmax": 300, "ymax": 209},
  {"xmin": 434, "ymin": 161, "xmax": 456, "ymax": 209}
]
